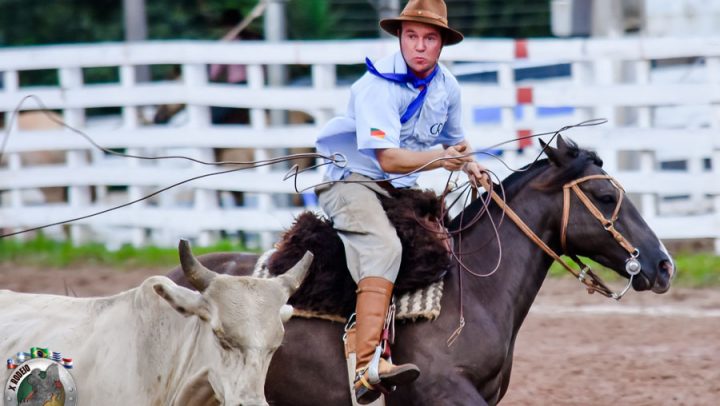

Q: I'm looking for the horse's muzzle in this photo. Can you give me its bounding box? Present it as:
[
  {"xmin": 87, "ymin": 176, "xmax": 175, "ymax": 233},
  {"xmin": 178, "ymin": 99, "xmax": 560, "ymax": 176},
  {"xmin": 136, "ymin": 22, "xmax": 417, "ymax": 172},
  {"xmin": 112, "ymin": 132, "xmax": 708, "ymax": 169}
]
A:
[
  {"xmin": 632, "ymin": 258, "xmax": 673, "ymax": 293},
  {"xmin": 651, "ymin": 259, "xmax": 674, "ymax": 293}
]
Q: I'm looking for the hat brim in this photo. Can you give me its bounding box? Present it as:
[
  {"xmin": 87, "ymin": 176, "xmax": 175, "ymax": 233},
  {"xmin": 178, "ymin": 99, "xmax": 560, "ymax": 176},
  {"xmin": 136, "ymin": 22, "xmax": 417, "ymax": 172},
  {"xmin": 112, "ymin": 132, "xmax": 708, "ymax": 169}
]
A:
[{"xmin": 380, "ymin": 17, "xmax": 464, "ymax": 46}]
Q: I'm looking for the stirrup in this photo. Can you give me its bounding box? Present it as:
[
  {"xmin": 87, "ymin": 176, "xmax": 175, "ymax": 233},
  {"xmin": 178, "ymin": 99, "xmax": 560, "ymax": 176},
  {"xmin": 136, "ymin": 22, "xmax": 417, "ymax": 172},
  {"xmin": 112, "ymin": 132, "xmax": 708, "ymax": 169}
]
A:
[
  {"xmin": 366, "ymin": 345, "xmax": 383, "ymax": 384},
  {"xmin": 354, "ymin": 372, "xmax": 391, "ymax": 405},
  {"xmin": 354, "ymin": 346, "xmax": 392, "ymax": 404},
  {"xmin": 353, "ymin": 346, "xmax": 386, "ymax": 390}
]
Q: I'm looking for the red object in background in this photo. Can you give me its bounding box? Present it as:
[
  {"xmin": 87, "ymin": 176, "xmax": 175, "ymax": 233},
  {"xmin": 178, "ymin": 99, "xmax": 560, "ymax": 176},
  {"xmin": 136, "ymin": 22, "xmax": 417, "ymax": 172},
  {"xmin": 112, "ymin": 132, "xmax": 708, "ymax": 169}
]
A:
[
  {"xmin": 514, "ymin": 39, "xmax": 528, "ymax": 59},
  {"xmin": 517, "ymin": 87, "xmax": 533, "ymax": 104},
  {"xmin": 517, "ymin": 129, "xmax": 534, "ymax": 149}
]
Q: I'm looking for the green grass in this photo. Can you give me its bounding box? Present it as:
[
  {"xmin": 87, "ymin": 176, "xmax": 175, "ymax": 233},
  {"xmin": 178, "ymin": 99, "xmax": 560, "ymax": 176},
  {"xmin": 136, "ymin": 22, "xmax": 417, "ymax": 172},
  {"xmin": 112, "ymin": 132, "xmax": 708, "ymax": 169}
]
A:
[
  {"xmin": 0, "ymin": 235, "xmax": 254, "ymax": 270},
  {"xmin": 1, "ymin": 236, "xmax": 718, "ymax": 287},
  {"xmin": 549, "ymin": 254, "xmax": 720, "ymax": 288}
]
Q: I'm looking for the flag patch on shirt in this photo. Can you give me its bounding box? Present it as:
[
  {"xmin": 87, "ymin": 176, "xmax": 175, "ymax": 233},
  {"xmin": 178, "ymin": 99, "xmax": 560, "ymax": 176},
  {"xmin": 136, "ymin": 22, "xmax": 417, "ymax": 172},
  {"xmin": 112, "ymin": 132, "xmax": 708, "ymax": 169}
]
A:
[{"xmin": 370, "ymin": 128, "xmax": 386, "ymax": 138}]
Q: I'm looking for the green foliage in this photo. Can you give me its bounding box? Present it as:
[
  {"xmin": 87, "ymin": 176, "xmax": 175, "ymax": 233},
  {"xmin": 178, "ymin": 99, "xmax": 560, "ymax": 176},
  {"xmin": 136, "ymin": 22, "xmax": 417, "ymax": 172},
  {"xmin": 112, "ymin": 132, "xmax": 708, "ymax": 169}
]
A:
[
  {"xmin": 0, "ymin": 235, "xmax": 254, "ymax": 269},
  {"xmin": 471, "ymin": 0, "xmax": 551, "ymax": 38},
  {"xmin": 0, "ymin": 0, "xmax": 123, "ymax": 45},
  {"xmin": 549, "ymin": 254, "xmax": 720, "ymax": 288},
  {"xmin": 0, "ymin": 0, "xmax": 553, "ymax": 49},
  {"xmin": 1, "ymin": 236, "xmax": 717, "ymax": 288},
  {"xmin": 287, "ymin": 0, "xmax": 343, "ymax": 40},
  {"xmin": 0, "ymin": 0, "xmax": 262, "ymax": 46},
  {"xmin": 672, "ymin": 254, "xmax": 720, "ymax": 287},
  {"xmin": 82, "ymin": 67, "xmax": 119, "ymax": 84},
  {"xmin": 19, "ymin": 69, "xmax": 59, "ymax": 87}
]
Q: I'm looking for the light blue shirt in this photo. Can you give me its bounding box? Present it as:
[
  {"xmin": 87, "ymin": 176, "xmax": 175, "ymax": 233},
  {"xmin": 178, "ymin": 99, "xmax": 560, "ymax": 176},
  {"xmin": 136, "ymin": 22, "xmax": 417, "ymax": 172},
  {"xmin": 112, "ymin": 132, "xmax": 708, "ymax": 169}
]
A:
[{"xmin": 316, "ymin": 52, "xmax": 465, "ymax": 188}]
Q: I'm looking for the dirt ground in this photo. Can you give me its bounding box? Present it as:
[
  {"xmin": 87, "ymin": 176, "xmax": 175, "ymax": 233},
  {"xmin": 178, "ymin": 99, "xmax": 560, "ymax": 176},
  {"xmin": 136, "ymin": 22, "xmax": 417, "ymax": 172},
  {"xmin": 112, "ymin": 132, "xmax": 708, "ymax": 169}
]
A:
[{"xmin": 1, "ymin": 264, "xmax": 718, "ymax": 405}]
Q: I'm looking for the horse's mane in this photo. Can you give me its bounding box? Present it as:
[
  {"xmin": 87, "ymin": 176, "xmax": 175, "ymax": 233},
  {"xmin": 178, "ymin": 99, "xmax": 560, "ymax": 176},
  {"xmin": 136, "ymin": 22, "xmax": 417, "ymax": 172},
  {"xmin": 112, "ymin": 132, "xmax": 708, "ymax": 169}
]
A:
[{"xmin": 449, "ymin": 141, "xmax": 602, "ymax": 231}]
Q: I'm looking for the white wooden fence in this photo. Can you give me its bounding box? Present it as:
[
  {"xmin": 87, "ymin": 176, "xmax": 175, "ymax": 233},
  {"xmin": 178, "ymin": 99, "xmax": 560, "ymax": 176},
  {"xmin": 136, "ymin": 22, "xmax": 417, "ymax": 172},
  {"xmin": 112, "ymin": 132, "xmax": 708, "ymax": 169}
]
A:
[{"xmin": 0, "ymin": 38, "xmax": 718, "ymax": 252}]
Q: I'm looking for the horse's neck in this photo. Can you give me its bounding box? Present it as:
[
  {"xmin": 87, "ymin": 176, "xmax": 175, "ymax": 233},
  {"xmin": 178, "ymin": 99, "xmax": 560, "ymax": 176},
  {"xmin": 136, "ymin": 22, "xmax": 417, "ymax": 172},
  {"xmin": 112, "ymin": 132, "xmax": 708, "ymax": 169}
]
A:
[{"xmin": 453, "ymin": 196, "xmax": 558, "ymax": 328}]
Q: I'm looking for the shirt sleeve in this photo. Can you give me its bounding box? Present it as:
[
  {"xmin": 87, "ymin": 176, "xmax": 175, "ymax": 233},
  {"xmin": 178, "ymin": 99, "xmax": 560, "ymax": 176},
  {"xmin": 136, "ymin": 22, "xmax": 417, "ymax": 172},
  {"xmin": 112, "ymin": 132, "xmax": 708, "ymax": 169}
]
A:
[
  {"xmin": 353, "ymin": 76, "xmax": 402, "ymax": 155},
  {"xmin": 435, "ymin": 73, "xmax": 465, "ymax": 146}
]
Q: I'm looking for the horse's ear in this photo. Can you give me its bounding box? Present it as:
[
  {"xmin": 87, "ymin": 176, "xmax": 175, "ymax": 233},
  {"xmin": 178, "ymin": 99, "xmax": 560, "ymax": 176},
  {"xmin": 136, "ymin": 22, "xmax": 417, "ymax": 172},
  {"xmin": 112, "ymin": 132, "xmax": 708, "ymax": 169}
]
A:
[
  {"xmin": 557, "ymin": 135, "xmax": 580, "ymax": 158},
  {"xmin": 540, "ymin": 138, "xmax": 562, "ymax": 166},
  {"xmin": 556, "ymin": 134, "xmax": 570, "ymax": 152}
]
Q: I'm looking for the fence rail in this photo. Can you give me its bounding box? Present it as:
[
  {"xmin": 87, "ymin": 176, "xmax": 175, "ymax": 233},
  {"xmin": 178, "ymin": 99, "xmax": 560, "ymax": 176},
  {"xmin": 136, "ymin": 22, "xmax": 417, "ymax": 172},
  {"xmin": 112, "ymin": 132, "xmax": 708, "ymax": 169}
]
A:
[{"xmin": 0, "ymin": 38, "xmax": 718, "ymax": 252}]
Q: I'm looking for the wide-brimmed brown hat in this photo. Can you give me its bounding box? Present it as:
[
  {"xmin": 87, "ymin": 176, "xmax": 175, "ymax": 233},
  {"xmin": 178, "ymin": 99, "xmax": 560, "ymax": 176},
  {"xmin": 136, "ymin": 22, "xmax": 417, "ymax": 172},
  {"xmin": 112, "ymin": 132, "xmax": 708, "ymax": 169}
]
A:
[{"xmin": 380, "ymin": 0, "xmax": 463, "ymax": 46}]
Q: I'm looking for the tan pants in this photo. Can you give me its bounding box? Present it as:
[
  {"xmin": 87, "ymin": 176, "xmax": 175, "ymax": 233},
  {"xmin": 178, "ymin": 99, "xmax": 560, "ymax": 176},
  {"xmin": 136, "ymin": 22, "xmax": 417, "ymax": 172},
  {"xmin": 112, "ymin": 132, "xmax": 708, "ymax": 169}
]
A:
[{"xmin": 316, "ymin": 174, "xmax": 402, "ymax": 283}]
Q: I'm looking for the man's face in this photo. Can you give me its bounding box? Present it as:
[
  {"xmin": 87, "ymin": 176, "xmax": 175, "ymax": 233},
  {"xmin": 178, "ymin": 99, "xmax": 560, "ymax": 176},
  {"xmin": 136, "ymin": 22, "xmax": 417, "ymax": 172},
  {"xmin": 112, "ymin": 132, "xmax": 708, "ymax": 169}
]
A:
[{"xmin": 399, "ymin": 21, "xmax": 443, "ymax": 79}]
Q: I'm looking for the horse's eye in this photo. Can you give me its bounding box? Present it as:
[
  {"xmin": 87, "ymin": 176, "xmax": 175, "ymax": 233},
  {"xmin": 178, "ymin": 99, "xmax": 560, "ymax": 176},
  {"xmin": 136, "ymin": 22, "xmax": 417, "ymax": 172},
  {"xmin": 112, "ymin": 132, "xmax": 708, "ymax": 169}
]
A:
[{"xmin": 598, "ymin": 194, "xmax": 615, "ymax": 204}]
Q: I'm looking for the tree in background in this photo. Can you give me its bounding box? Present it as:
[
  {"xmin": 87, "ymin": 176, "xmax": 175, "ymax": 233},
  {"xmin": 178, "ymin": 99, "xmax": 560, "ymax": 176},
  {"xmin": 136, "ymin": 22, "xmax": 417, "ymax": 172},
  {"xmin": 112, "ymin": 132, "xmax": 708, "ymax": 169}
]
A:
[
  {"xmin": 0, "ymin": 0, "xmax": 258, "ymax": 45},
  {"xmin": 0, "ymin": 0, "xmax": 551, "ymax": 47},
  {"xmin": 471, "ymin": 0, "xmax": 551, "ymax": 38},
  {"xmin": 287, "ymin": 0, "xmax": 342, "ymax": 40},
  {"xmin": 0, "ymin": 0, "xmax": 122, "ymax": 45}
]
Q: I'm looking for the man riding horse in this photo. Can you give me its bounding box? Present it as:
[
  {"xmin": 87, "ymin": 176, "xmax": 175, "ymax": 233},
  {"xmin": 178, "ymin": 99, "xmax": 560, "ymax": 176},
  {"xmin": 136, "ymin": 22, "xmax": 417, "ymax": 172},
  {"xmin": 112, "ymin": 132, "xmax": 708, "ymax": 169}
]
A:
[{"xmin": 315, "ymin": 0, "xmax": 487, "ymax": 403}]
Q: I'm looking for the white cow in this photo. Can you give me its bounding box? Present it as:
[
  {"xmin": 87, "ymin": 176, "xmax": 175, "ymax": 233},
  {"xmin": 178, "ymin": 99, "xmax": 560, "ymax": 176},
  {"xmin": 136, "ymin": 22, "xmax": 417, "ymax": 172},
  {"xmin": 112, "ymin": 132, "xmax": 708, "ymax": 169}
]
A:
[{"xmin": 0, "ymin": 240, "xmax": 313, "ymax": 406}]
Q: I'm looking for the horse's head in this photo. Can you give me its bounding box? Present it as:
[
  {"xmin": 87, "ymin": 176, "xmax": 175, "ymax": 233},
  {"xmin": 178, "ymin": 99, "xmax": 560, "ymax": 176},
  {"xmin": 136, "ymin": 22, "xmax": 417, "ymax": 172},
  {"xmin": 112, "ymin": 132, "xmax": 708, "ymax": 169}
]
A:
[{"xmin": 538, "ymin": 135, "xmax": 674, "ymax": 294}]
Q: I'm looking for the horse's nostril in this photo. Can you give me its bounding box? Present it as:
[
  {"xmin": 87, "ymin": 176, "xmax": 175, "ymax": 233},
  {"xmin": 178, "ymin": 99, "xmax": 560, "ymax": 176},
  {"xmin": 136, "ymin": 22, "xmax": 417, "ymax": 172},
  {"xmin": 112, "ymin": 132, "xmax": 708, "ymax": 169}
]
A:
[
  {"xmin": 650, "ymin": 259, "xmax": 675, "ymax": 293},
  {"xmin": 659, "ymin": 259, "xmax": 675, "ymax": 279}
]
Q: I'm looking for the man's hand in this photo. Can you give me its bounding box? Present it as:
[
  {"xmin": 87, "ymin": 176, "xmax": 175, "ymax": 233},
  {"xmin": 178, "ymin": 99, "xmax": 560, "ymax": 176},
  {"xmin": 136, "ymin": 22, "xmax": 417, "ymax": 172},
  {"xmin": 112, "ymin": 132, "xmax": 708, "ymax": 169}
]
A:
[
  {"xmin": 441, "ymin": 144, "xmax": 490, "ymax": 186},
  {"xmin": 461, "ymin": 161, "xmax": 490, "ymax": 188},
  {"xmin": 441, "ymin": 144, "xmax": 474, "ymax": 171}
]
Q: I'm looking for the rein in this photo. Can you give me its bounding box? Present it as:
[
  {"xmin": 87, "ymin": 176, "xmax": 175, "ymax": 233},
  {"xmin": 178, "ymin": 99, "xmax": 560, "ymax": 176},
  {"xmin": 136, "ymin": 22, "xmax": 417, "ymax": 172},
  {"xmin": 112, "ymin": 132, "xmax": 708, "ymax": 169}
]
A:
[{"xmin": 475, "ymin": 175, "xmax": 641, "ymax": 300}]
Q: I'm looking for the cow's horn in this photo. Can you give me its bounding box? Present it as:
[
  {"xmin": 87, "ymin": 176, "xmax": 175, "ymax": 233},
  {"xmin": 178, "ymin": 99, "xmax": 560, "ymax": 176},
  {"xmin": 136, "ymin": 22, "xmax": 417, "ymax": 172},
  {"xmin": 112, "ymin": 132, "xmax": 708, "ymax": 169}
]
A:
[
  {"xmin": 178, "ymin": 239, "xmax": 216, "ymax": 292},
  {"xmin": 278, "ymin": 251, "xmax": 314, "ymax": 297}
]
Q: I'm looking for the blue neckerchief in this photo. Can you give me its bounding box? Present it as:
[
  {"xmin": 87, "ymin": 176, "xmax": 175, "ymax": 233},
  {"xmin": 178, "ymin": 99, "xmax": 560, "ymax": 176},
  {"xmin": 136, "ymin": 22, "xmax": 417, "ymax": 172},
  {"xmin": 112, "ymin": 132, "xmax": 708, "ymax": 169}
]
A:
[{"xmin": 365, "ymin": 57, "xmax": 439, "ymax": 124}]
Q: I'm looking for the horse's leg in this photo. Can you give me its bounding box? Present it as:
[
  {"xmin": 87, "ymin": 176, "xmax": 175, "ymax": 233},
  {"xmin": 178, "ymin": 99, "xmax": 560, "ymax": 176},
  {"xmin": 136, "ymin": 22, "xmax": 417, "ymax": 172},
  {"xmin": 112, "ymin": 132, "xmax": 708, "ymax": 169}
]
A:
[
  {"xmin": 388, "ymin": 372, "xmax": 489, "ymax": 406},
  {"xmin": 496, "ymin": 342, "xmax": 515, "ymax": 402}
]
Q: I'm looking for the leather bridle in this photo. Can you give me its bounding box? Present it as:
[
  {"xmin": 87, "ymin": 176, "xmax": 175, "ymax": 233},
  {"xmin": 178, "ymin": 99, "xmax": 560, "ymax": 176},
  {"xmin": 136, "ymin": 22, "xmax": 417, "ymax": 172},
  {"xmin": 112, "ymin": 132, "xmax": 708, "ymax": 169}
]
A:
[{"xmin": 478, "ymin": 174, "xmax": 642, "ymax": 300}]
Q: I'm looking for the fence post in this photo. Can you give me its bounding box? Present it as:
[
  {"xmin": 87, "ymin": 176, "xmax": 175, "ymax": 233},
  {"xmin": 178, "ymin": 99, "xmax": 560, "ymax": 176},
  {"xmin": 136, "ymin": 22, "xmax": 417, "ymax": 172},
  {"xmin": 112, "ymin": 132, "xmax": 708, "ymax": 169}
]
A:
[
  {"xmin": 246, "ymin": 63, "xmax": 275, "ymax": 250},
  {"xmin": 311, "ymin": 64, "xmax": 336, "ymax": 126},
  {"xmin": 1, "ymin": 70, "xmax": 23, "ymax": 239},
  {"xmin": 183, "ymin": 63, "xmax": 219, "ymax": 246},
  {"xmin": 60, "ymin": 67, "xmax": 92, "ymax": 245},
  {"xmin": 634, "ymin": 59, "xmax": 652, "ymax": 127},
  {"xmin": 594, "ymin": 58, "xmax": 618, "ymax": 126},
  {"xmin": 311, "ymin": 63, "xmax": 336, "ymax": 187},
  {"xmin": 705, "ymin": 56, "xmax": 720, "ymax": 253},
  {"xmin": 706, "ymin": 56, "xmax": 720, "ymax": 130},
  {"xmin": 498, "ymin": 63, "xmax": 515, "ymax": 132},
  {"xmin": 638, "ymin": 150, "xmax": 657, "ymax": 222},
  {"xmin": 572, "ymin": 60, "xmax": 593, "ymax": 122},
  {"xmin": 713, "ymin": 148, "xmax": 720, "ymax": 254},
  {"xmin": 120, "ymin": 64, "xmax": 148, "ymax": 247}
]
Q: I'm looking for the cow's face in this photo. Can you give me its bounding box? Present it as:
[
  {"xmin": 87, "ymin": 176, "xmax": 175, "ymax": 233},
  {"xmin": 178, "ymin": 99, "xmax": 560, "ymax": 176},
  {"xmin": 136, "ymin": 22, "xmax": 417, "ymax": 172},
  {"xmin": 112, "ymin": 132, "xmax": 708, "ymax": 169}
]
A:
[
  {"xmin": 154, "ymin": 244, "xmax": 312, "ymax": 406},
  {"xmin": 204, "ymin": 276, "xmax": 290, "ymax": 405}
]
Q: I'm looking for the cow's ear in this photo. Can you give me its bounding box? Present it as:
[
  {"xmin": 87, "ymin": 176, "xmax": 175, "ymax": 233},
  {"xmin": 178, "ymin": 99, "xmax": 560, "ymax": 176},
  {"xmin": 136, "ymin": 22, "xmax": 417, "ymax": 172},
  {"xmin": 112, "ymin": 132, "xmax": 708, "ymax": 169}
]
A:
[{"xmin": 153, "ymin": 281, "xmax": 211, "ymax": 321}]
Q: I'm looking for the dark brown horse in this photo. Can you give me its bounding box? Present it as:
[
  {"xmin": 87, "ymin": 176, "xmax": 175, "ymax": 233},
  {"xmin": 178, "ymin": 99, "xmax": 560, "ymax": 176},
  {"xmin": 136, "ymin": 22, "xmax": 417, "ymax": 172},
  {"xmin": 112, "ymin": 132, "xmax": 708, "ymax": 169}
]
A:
[{"xmin": 168, "ymin": 137, "xmax": 674, "ymax": 405}]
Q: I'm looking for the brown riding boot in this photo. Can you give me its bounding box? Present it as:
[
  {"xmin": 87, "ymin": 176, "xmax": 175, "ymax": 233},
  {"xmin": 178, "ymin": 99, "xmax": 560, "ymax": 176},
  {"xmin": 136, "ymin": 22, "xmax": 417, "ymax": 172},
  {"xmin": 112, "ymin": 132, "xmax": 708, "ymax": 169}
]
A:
[{"xmin": 353, "ymin": 277, "xmax": 420, "ymax": 404}]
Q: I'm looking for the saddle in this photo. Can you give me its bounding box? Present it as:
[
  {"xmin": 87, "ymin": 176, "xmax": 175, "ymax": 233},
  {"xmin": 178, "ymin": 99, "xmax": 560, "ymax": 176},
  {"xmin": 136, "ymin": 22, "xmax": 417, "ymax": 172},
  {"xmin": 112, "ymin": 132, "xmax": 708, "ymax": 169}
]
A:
[{"xmin": 263, "ymin": 188, "xmax": 451, "ymax": 319}]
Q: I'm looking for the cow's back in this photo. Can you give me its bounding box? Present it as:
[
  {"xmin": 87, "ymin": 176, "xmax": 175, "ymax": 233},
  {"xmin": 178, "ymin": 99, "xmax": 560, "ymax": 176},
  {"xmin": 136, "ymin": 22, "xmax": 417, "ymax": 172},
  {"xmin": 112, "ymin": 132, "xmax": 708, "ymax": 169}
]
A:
[
  {"xmin": 0, "ymin": 290, "xmax": 103, "ymax": 345},
  {"xmin": 0, "ymin": 285, "xmax": 156, "ymax": 405}
]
